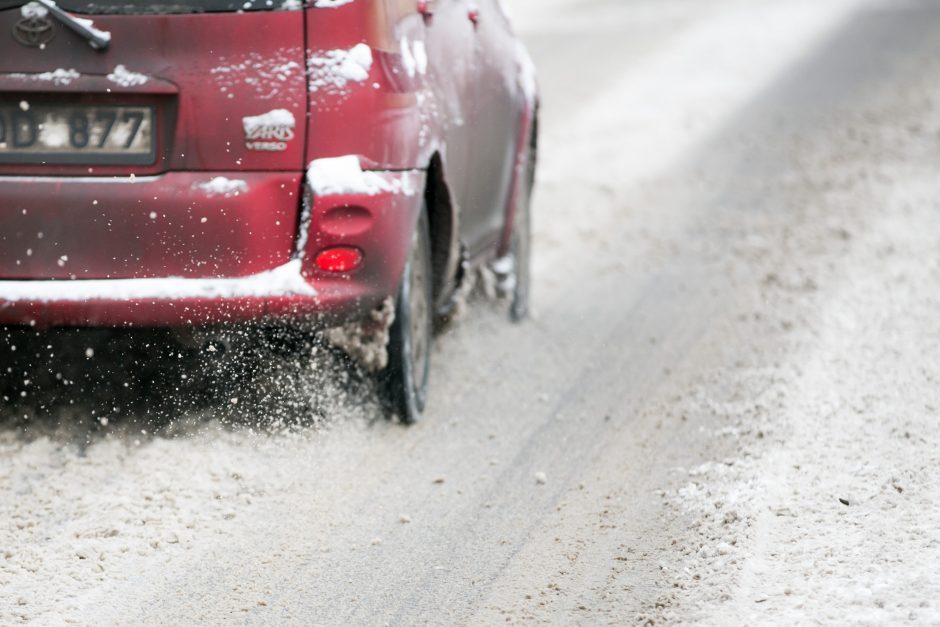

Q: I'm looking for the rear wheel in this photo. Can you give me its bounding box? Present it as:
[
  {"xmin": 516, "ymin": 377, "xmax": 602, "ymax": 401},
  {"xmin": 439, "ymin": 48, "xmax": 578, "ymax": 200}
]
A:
[{"xmin": 384, "ymin": 209, "xmax": 433, "ymax": 423}]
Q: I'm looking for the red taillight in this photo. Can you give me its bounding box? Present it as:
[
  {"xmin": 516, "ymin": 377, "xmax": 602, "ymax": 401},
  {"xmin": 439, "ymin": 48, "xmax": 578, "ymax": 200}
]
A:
[{"xmin": 314, "ymin": 246, "xmax": 364, "ymax": 273}]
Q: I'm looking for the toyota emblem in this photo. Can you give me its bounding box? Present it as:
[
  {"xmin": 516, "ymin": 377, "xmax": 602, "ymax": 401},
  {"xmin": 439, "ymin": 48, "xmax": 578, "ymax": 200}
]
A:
[{"xmin": 13, "ymin": 3, "xmax": 55, "ymax": 48}]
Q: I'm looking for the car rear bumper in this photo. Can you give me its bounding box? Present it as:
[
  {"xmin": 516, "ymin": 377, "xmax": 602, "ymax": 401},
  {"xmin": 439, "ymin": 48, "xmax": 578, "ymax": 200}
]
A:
[
  {"xmin": 0, "ymin": 268, "xmax": 381, "ymax": 327},
  {"xmin": 0, "ymin": 167, "xmax": 427, "ymax": 328}
]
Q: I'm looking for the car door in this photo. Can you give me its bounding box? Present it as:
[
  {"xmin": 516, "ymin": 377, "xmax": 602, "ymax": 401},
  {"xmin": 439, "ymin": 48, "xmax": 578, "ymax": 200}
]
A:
[
  {"xmin": 417, "ymin": 0, "xmax": 477, "ymax": 240},
  {"xmin": 460, "ymin": 0, "xmax": 522, "ymax": 256}
]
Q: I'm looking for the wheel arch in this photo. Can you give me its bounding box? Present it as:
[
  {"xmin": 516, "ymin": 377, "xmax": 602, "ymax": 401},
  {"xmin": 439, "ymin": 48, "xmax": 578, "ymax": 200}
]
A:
[{"xmin": 424, "ymin": 152, "xmax": 461, "ymax": 314}]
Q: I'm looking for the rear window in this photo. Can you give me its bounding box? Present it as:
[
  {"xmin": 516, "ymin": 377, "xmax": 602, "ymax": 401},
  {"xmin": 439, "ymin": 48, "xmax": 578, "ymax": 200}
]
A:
[{"xmin": 1, "ymin": 0, "xmax": 303, "ymax": 14}]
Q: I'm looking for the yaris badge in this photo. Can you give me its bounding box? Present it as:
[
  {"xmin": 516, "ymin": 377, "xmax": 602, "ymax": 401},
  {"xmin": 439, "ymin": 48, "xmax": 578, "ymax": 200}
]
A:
[
  {"xmin": 13, "ymin": 3, "xmax": 55, "ymax": 48},
  {"xmin": 242, "ymin": 109, "xmax": 296, "ymax": 153}
]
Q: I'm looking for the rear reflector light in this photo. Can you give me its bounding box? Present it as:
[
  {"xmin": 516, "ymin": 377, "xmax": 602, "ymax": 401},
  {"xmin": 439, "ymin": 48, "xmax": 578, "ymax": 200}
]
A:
[{"xmin": 314, "ymin": 246, "xmax": 364, "ymax": 273}]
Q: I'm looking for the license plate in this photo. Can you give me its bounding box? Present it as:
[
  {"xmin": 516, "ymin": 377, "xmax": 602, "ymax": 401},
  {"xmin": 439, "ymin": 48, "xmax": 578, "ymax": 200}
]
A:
[{"xmin": 0, "ymin": 105, "xmax": 155, "ymax": 165}]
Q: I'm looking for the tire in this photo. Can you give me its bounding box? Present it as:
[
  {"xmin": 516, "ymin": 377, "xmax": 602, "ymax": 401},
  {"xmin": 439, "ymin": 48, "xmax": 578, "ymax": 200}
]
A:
[
  {"xmin": 384, "ymin": 209, "xmax": 433, "ymax": 423},
  {"xmin": 509, "ymin": 141, "xmax": 535, "ymax": 322}
]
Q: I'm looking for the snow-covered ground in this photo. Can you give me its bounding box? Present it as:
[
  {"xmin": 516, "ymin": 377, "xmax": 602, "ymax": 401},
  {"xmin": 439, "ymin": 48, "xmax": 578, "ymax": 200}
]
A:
[
  {"xmin": 643, "ymin": 97, "xmax": 940, "ymax": 624},
  {"xmin": 4, "ymin": 0, "xmax": 940, "ymax": 623}
]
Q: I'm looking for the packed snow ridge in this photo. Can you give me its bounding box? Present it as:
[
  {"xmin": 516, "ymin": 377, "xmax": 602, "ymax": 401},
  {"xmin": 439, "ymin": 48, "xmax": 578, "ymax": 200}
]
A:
[
  {"xmin": 209, "ymin": 51, "xmax": 303, "ymax": 102},
  {"xmin": 0, "ymin": 259, "xmax": 315, "ymax": 302},
  {"xmin": 308, "ymin": 44, "xmax": 372, "ymax": 91},
  {"xmin": 107, "ymin": 65, "xmax": 148, "ymax": 87},
  {"xmin": 196, "ymin": 177, "xmax": 248, "ymax": 197},
  {"xmin": 307, "ymin": 156, "xmax": 415, "ymax": 196},
  {"xmin": 12, "ymin": 68, "xmax": 80, "ymax": 86},
  {"xmin": 400, "ymin": 37, "xmax": 428, "ymax": 78},
  {"xmin": 20, "ymin": 1, "xmax": 47, "ymax": 17}
]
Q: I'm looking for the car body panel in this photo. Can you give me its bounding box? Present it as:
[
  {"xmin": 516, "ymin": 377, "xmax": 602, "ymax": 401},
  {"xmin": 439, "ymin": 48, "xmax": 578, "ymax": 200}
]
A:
[
  {"xmin": 0, "ymin": 173, "xmax": 301, "ymax": 280},
  {"xmin": 0, "ymin": 0, "xmax": 536, "ymax": 328}
]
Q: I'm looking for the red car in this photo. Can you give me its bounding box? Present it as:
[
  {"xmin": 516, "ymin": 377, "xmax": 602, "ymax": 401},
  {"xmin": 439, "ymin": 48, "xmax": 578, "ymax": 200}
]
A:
[{"xmin": 0, "ymin": 0, "xmax": 537, "ymax": 421}]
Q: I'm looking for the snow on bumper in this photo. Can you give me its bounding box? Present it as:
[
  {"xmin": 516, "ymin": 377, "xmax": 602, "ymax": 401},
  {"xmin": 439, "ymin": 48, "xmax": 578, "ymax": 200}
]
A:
[
  {"xmin": 0, "ymin": 259, "xmax": 315, "ymax": 303},
  {"xmin": 0, "ymin": 259, "xmax": 319, "ymax": 327}
]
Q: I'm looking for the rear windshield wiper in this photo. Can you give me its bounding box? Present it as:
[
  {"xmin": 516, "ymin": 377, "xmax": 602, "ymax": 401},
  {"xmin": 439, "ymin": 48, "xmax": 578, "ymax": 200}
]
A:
[{"xmin": 31, "ymin": 0, "xmax": 111, "ymax": 51}]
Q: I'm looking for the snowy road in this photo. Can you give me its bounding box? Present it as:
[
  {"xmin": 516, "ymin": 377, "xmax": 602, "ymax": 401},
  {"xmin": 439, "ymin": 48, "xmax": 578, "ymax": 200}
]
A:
[{"xmin": 4, "ymin": 0, "xmax": 940, "ymax": 623}]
